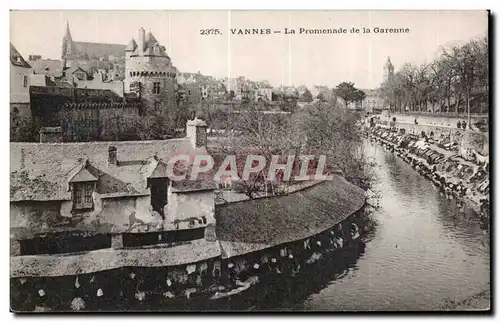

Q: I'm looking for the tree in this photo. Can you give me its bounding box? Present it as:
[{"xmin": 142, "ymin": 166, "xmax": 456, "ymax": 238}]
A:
[
  {"xmin": 334, "ymin": 82, "xmax": 365, "ymax": 108},
  {"xmin": 213, "ymin": 104, "xmax": 300, "ymax": 199},
  {"xmin": 292, "ymin": 99, "xmax": 372, "ymax": 189},
  {"xmin": 381, "ymin": 35, "xmax": 488, "ymax": 117}
]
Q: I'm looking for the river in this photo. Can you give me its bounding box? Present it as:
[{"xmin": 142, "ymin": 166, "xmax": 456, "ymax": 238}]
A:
[
  {"xmin": 298, "ymin": 141, "xmax": 491, "ymax": 311},
  {"xmin": 209, "ymin": 140, "xmax": 490, "ymax": 311}
]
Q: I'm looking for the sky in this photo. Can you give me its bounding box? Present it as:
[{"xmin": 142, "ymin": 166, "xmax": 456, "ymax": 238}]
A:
[{"xmin": 10, "ymin": 10, "xmax": 488, "ymax": 89}]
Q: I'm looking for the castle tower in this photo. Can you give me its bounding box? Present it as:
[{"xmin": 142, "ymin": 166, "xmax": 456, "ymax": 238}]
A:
[
  {"xmin": 383, "ymin": 56, "xmax": 394, "ymax": 85},
  {"xmin": 124, "ymin": 28, "xmax": 177, "ymax": 118}
]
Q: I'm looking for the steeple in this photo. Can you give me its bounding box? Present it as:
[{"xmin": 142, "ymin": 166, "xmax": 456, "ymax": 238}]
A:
[
  {"xmin": 61, "ymin": 21, "xmax": 75, "ymax": 59},
  {"xmin": 385, "ymin": 56, "xmax": 393, "ymax": 69},
  {"xmin": 65, "ymin": 21, "xmax": 72, "ymax": 41},
  {"xmin": 383, "ymin": 56, "xmax": 394, "ymax": 85}
]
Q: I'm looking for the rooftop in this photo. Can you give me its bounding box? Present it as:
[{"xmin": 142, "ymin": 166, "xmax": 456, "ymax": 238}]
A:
[
  {"xmin": 10, "ymin": 43, "xmax": 31, "ymax": 69},
  {"xmin": 10, "ymin": 139, "xmax": 210, "ymax": 202},
  {"xmin": 216, "ymin": 175, "xmax": 366, "ymax": 257}
]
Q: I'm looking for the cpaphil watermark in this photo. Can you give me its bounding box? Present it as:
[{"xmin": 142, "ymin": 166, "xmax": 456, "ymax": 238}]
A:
[{"xmin": 162, "ymin": 154, "xmax": 335, "ymax": 182}]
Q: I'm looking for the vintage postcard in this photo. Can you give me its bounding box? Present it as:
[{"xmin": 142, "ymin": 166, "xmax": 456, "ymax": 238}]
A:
[{"xmin": 9, "ymin": 10, "xmax": 490, "ymax": 312}]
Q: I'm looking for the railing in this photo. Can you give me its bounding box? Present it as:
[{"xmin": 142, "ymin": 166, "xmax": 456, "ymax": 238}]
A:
[{"xmin": 389, "ymin": 111, "xmax": 489, "ymax": 118}]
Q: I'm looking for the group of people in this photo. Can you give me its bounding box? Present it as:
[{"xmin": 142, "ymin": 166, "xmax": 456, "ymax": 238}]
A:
[
  {"xmin": 224, "ymin": 221, "xmax": 361, "ymax": 288},
  {"xmin": 457, "ymin": 120, "xmax": 468, "ymax": 129}
]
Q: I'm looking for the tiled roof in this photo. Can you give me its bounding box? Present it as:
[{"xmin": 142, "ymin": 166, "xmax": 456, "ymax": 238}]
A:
[
  {"xmin": 73, "ymin": 41, "xmax": 126, "ymax": 59},
  {"xmin": 29, "ymin": 59, "xmax": 64, "ymax": 77},
  {"xmin": 10, "ymin": 139, "xmax": 209, "ymax": 201},
  {"xmin": 125, "ymin": 39, "xmax": 137, "ymax": 52},
  {"xmin": 215, "ymin": 176, "xmax": 365, "ymax": 255},
  {"xmin": 69, "ymin": 167, "xmax": 98, "ymax": 183},
  {"xmin": 10, "ymin": 43, "xmax": 31, "ymax": 68}
]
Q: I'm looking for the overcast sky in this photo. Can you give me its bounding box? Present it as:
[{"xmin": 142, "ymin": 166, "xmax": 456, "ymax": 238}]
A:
[{"xmin": 10, "ymin": 10, "xmax": 488, "ymax": 89}]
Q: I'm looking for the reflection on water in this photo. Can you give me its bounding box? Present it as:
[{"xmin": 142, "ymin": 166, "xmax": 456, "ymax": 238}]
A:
[{"xmin": 300, "ymin": 141, "xmax": 489, "ymax": 311}]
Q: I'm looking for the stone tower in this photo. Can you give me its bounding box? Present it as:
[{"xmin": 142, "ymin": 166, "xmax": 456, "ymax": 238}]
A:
[
  {"xmin": 124, "ymin": 28, "xmax": 178, "ymax": 117},
  {"xmin": 383, "ymin": 56, "xmax": 394, "ymax": 85}
]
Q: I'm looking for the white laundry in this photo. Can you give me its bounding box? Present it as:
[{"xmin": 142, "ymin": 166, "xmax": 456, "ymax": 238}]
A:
[
  {"xmin": 186, "ymin": 264, "xmax": 196, "ymax": 274},
  {"xmin": 198, "ymin": 261, "xmax": 208, "ymax": 274}
]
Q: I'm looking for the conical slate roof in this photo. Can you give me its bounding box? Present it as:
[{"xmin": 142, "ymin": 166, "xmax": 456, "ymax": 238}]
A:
[{"xmin": 125, "ymin": 38, "xmax": 137, "ymax": 52}]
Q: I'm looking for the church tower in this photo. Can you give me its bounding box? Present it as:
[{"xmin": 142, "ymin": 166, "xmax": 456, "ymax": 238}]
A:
[
  {"xmin": 383, "ymin": 57, "xmax": 394, "ymax": 85},
  {"xmin": 124, "ymin": 28, "xmax": 178, "ymax": 118},
  {"xmin": 61, "ymin": 22, "xmax": 78, "ymax": 61}
]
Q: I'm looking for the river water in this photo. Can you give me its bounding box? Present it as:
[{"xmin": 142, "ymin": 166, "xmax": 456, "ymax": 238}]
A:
[
  {"xmin": 297, "ymin": 141, "xmax": 490, "ymax": 311},
  {"xmin": 212, "ymin": 141, "xmax": 490, "ymax": 311}
]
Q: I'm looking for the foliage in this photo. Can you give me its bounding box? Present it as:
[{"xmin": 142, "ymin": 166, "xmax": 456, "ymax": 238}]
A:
[
  {"xmin": 213, "ymin": 104, "xmax": 300, "ymax": 199},
  {"xmin": 334, "ymin": 82, "xmax": 366, "ymax": 107},
  {"xmin": 10, "ymin": 109, "xmax": 35, "ymax": 142},
  {"xmin": 213, "ymin": 99, "xmax": 374, "ymax": 198},
  {"xmin": 380, "ymin": 36, "xmax": 488, "ymax": 114},
  {"xmin": 292, "ymin": 100, "xmax": 370, "ymax": 188}
]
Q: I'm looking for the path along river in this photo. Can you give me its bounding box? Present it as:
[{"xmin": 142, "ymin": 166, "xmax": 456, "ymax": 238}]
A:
[{"xmin": 205, "ymin": 140, "xmax": 490, "ymax": 311}]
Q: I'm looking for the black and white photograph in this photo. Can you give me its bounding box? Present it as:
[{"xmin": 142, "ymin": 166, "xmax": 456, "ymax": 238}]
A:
[{"xmin": 8, "ymin": 9, "xmax": 490, "ymax": 312}]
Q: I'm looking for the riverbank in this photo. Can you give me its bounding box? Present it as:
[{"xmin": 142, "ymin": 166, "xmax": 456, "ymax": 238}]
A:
[
  {"xmin": 442, "ymin": 288, "xmax": 490, "ymax": 311},
  {"xmin": 367, "ymin": 125, "xmax": 489, "ymax": 223}
]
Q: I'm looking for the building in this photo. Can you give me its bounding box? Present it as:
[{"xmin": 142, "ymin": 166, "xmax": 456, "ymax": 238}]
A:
[
  {"xmin": 124, "ymin": 28, "xmax": 178, "ymax": 116},
  {"xmin": 10, "ymin": 43, "xmax": 32, "ymax": 118},
  {"xmin": 74, "ymin": 69, "xmax": 125, "ymax": 97},
  {"xmin": 382, "ymin": 57, "xmax": 394, "ymax": 86},
  {"xmin": 29, "ymin": 84, "xmax": 140, "ymax": 142},
  {"xmin": 10, "ymin": 117, "xmax": 217, "ymax": 265},
  {"xmin": 29, "ymin": 59, "xmax": 65, "ymax": 79},
  {"xmin": 363, "ymin": 89, "xmax": 385, "ymax": 113},
  {"xmin": 61, "ymin": 22, "xmax": 126, "ymax": 68},
  {"xmin": 177, "ymin": 74, "xmax": 202, "ymax": 105},
  {"xmin": 255, "ymin": 87, "xmax": 273, "ymax": 102},
  {"xmin": 310, "ymin": 85, "xmax": 333, "ymax": 102}
]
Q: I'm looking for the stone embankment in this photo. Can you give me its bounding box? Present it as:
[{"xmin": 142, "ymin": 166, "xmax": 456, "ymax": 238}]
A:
[{"xmin": 367, "ymin": 125, "xmax": 489, "ymax": 221}]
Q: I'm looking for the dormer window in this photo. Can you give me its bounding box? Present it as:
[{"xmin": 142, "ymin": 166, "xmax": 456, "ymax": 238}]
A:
[
  {"xmin": 69, "ymin": 166, "xmax": 98, "ymax": 211},
  {"xmin": 73, "ymin": 182, "xmax": 95, "ymax": 210}
]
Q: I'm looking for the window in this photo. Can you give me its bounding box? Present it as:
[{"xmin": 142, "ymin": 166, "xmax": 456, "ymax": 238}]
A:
[
  {"xmin": 23, "ymin": 75, "xmax": 28, "ymax": 88},
  {"xmin": 73, "ymin": 182, "xmax": 95, "ymax": 210},
  {"xmin": 154, "ymin": 101, "xmax": 161, "ymax": 111},
  {"xmin": 153, "ymin": 82, "xmax": 161, "ymax": 94}
]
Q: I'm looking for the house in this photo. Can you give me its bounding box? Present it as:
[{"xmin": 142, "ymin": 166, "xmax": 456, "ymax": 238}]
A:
[
  {"xmin": 10, "ymin": 117, "xmax": 218, "ymax": 270},
  {"xmin": 363, "ymin": 89, "xmax": 385, "ymax": 113},
  {"xmin": 310, "ymin": 85, "xmax": 333, "ymax": 102},
  {"xmin": 10, "ymin": 43, "xmax": 32, "ymax": 118}
]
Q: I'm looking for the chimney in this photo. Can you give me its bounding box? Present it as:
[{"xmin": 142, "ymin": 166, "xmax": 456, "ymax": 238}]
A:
[
  {"xmin": 186, "ymin": 117, "xmax": 208, "ymax": 148},
  {"xmin": 108, "ymin": 146, "xmax": 117, "ymax": 165},
  {"xmin": 39, "ymin": 127, "xmax": 63, "ymax": 143},
  {"xmin": 138, "ymin": 28, "xmax": 146, "ymax": 54}
]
